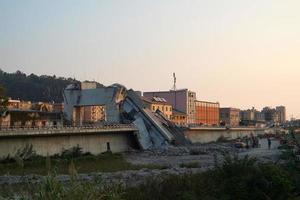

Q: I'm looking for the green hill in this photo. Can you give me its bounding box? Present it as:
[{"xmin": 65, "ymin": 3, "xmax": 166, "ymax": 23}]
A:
[{"xmin": 0, "ymin": 70, "xmax": 79, "ymax": 103}]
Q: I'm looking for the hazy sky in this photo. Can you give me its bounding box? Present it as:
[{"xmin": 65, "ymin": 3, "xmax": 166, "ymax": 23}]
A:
[{"xmin": 1, "ymin": 0, "xmax": 300, "ymax": 118}]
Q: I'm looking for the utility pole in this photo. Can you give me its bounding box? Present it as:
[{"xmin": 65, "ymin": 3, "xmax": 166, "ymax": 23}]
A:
[{"xmin": 172, "ymin": 73, "xmax": 177, "ymax": 110}]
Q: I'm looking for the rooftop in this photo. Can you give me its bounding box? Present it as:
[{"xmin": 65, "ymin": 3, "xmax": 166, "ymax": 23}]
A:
[{"xmin": 142, "ymin": 96, "xmax": 171, "ymax": 105}]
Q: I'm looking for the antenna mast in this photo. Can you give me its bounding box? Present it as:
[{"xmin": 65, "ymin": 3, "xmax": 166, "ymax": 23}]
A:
[{"xmin": 172, "ymin": 73, "xmax": 177, "ymax": 91}]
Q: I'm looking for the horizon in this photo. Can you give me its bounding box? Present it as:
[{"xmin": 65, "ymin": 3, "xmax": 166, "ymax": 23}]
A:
[
  {"xmin": 1, "ymin": 69, "xmax": 288, "ymax": 116},
  {"xmin": 1, "ymin": 0, "xmax": 300, "ymax": 118}
]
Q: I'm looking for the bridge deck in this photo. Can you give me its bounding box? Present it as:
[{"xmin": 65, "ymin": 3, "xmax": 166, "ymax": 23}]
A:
[{"xmin": 0, "ymin": 124, "xmax": 138, "ymax": 137}]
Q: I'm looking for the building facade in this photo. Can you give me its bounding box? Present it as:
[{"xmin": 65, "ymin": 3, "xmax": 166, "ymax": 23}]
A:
[
  {"xmin": 240, "ymin": 108, "xmax": 256, "ymax": 121},
  {"xmin": 276, "ymin": 106, "xmax": 286, "ymax": 124},
  {"xmin": 143, "ymin": 89, "xmax": 196, "ymax": 124},
  {"xmin": 220, "ymin": 108, "xmax": 240, "ymax": 127},
  {"xmin": 171, "ymin": 109, "xmax": 187, "ymax": 126},
  {"xmin": 262, "ymin": 107, "xmax": 279, "ymax": 124},
  {"xmin": 194, "ymin": 100, "xmax": 219, "ymax": 126},
  {"xmin": 7, "ymin": 99, "xmax": 20, "ymax": 110},
  {"xmin": 142, "ymin": 97, "xmax": 173, "ymax": 119}
]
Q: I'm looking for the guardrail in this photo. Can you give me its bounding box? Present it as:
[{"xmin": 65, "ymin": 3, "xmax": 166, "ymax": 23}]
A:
[{"xmin": 0, "ymin": 124, "xmax": 137, "ymax": 132}]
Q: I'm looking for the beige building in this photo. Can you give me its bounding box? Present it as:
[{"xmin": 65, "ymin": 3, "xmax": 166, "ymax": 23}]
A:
[
  {"xmin": 7, "ymin": 99, "xmax": 20, "ymax": 110},
  {"xmin": 32, "ymin": 102, "xmax": 53, "ymax": 112},
  {"xmin": 171, "ymin": 109, "xmax": 187, "ymax": 126},
  {"xmin": 142, "ymin": 97, "xmax": 173, "ymax": 119},
  {"xmin": 19, "ymin": 101, "xmax": 32, "ymax": 110},
  {"xmin": 8, "ymin": 99, "xmax": 32, "ymax": 110}
]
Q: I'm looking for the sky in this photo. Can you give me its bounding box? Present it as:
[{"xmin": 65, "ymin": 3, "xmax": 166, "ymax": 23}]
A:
[{"xmin": 0, "ymin": 0, "xmax": 300, "ymax": 118}]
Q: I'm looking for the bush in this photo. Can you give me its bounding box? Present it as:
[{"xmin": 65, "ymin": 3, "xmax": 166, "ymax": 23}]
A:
[
  {"xmin": 189, "ymin": 149, "xmax": 208, "ymax": 155},
  {"xmin": 179, "ymin": 162, "xmax": 199, "ymax": 168},
  {"xmin": 124, "ymin": 155, "xmax": 296, "ymax": 200}
]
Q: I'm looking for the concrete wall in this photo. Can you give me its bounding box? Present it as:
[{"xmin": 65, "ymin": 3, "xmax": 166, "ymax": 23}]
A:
[
  {"xmin": 63, "ymin": 86, "xmax": 125, "ymax": 124},
  {"xmin": 0, "ymin": 132, "xmax": 136, "ymax": 158},
  {"xmin": 185, "ymin": 128, "xmax": 266, "ymax": 143}
]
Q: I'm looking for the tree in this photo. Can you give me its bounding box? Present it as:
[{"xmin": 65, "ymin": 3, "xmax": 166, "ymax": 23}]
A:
[
  {"xmin": 0, "ymin": 85, "xmax": 8, "ymax": 115},
  {"xmin": 0, "ymin": 69, "xmax": 83, "ymax": 102}
]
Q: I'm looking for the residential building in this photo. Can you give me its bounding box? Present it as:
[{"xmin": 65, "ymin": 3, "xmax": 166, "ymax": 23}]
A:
[
  {"xmin": 143, "ymin": 89, "xmax": 196, "ymax": 124},
  {"xmin": 220, "ymin": 108, "xmax": 240, "ymax": 127},
  {"xmin": 32, "ymin": 102, "xmax": 53, "ymax": 112},
  {"xmin": 8, "ymin": 99, "xmax": 32, "ymax": 111},
  {"xmin": 262, "ymin": 107, "xmax": 279, "ymax": 124},
  {"xmin": 142, "ymin": 96, "xmax": 173, "ymax": 119},
  {"xmin": 19, "ymin": 101, "xmax": 32, "ymax": 110},
  {"xmin": 194, "ymin": 100, "xmax": 219, "ymax": 126},
  {"xmin": 1, "ymin": 110, "xmax": 62, "ymax": 128},
  {"xmin": 240, "ymin": 108, "xmax": 256, "ymax": 121},
  {"xmin": 7, "ymin": 99, "xmax": 20, "ymax": 110},
  {"xmin": 239, "ymin": 107, "xmax": 266, "ymax": 127},
  {"xmin": 276, "ymin": 106, "xmax": 286, "ymax": 124},
  {"xmin": 171, "ymin": 109, "xmax": 187, "ymax": 126},
  {"xmin": 254, "ymin": 110, "xmax": 265, "ymax": 121}
]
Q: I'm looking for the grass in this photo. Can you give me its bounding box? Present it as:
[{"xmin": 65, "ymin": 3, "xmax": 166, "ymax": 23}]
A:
[
  {"xmin": 189, "ymin": 149, "xmax": 208, "ymax": 155},
  {"xmin": 179, "ymin": 162, "xmax": 199, "ymax": 168},
  {"xmin": 0, "ymin": 152, "xmax": 166, "ymax": 176}
]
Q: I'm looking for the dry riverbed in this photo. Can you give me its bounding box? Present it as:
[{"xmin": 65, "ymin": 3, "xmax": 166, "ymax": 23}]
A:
[{"xmin": 0, "ymin": 138, "xmax": 282, "ymax": 196}]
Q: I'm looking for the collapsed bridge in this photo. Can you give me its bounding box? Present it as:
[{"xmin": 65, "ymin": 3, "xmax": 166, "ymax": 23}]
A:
[{"xmin": 63, "ymin": 82, "xmax": 190, "ymax": 150}]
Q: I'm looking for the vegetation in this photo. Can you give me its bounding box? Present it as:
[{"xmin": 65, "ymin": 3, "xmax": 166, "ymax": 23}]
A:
[
  {"xmin": 125, "ymin": 156, "xmax": 297, "ymax": 200},
  {"xmin": 1, "ymin": 153, "xmax": 300, "ymax": 199},
  {"xmin": 189, "ymin": 149, "xmax": 208, "ymax": 155},
  {"xmin": 0, "ymin": 84, "xmax": 8, "ymax": 115},
  {"xmin": 0, "ymin": 69, "xmax": 103, "ymax": 102},
  {"xmin": 0, "ymin": 152, "xmax": 165, "ymax": 176},
  {"xmin": 179, "ymin": 162, "xmax": 199, "ymax": 168}
]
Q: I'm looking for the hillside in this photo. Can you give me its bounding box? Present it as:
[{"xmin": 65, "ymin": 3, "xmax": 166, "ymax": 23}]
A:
[{"xmin": 0, "ymin": 70, "xmax": 79, "ymax": 103}]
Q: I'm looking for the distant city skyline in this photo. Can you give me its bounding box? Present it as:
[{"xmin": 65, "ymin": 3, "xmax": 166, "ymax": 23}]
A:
[{"xmin": 1, "ymin": 0, "xmax": 300, "ymax": 118}]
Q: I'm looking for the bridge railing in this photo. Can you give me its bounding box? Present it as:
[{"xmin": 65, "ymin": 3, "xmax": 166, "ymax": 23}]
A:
[{"xmin": 0, "ymin": 124, "xmax": 137, "ymax": 132}]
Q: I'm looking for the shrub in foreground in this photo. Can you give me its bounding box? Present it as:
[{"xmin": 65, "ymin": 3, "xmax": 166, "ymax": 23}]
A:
[{"xmin": 2, "ymin": 155, "xmax": 300, "ymax": 199}]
